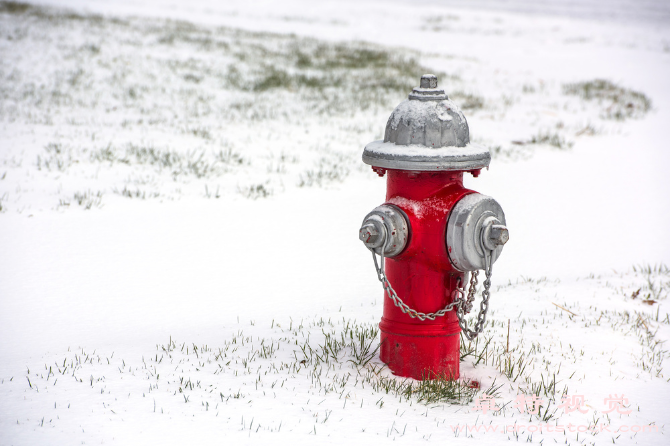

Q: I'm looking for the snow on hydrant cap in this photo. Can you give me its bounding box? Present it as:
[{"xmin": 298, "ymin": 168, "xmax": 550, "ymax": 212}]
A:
[{"xmin": 362, "ymin": 74, "xmax": 491, "ymax": 172}]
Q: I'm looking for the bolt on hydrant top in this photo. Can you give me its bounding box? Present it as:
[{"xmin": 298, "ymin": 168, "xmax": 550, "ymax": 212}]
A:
[{"xmin": 362, "ymin": 74, "xmax": 491, "ymax": 171}]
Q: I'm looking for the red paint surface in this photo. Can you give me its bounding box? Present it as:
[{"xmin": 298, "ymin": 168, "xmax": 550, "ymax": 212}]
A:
[{"xmin": 378, "ymin": 169, "xmax": 475, "ymax": 380}]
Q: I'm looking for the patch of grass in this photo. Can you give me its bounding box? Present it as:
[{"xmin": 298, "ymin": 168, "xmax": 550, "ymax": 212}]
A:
[
  {"xmin": 563, "ymin": 79, "xmax": 651, "ymax": 120},
  {"xmin": 90, "ymin": 144, "xmax": 237, "ymax": 179},
  {"xmin": 450, "ymin": 90, "xmax": 485, "ymax": 110},
  {"xmin": 298, "ymin": 154, "xmax": 350, "ymax": 187},
  {"xmin": 0, "ymin": 1, "xmax": 488, "ymax": 210},
  {"xmin": 295, "ymin": 319, "xmax": 479, "ymax": 406},
  {"xmin": 459, "ymin": 319, "xmax": 568, "ymax": 423},
  {"xmin": 376, "ymin": 373, "xmax": 479, "ymax": 405},
  {"xmin": 237, "ymin": 182, "xmax": 272, "ymax": 199},
  {"xmin": 289, "ymin": 42, "xmax": 410, "ymax": 71},
  {"xmin": 214, "ymin": 148, "xmax": 246, "ymax": 165},
  {"xmin": 0, "ymin": 3, "xmax": 456, "ymax": 137},
  {"xmin": 20, "ymin": 317, "xmax": 492, "ymax": 446},
  {"xmin": 37, "ymin": 143, "xmax": 75, "ymax": 172},
  {"xmin": 113, "ymin": 186, "xmax": 159, "ymax": 200},
  {"xmin": 631, "ymin": 263, "xmax": 669, "ymax": 303},
  {"xmin": 1, "ymin": 1, "xmax": 114, "ymax": 27},
  {"xmin": 203, "ymin": 184, "xmax": 220, "ymax": 199},
  {"xmin": 90, "ymin": 143, "xmax": 116, "ymax": 163},
  {"xmin": 124, "ymin": 145, "xmax": 182, "ymax": 169},
  {"xmin": 249, "ymin": 67, "xmax": 336, "ymax": 92},
  {"xmin": 0, "ymin": 1, "xmax": 31, "ymax": 14},
  {"xmin": 222, "ymin": 37, "xmax": 452, "ymax": 110},
  {"xmin": 252, "ymin": 67, "xmax": 293, "ymax": 91},
  {"xmin": 575, "ymin": 122, "xmax": 601, "ymax": 136},
  {"xmin": 325, "ymin": 46, "xmax": 389, "ymax": 69},
  {"xmin": 530, "ymin": 130, "xmax": 573, "ymax": 149},
  {"xmin": 422, "ymin": 14, "xmax": 460, "ymax": 32},
  {"xmin": 243, "ymin": 42, "xmax": 438, "ymax": 97},
  {"xmin": 266, "ymin": 151, "xmax": 299, "ymax": 174},
  {"xmin": 522, "ymin": 83, "xmax": 536, "ymax": 94},
  {"xmin": 183, "ymin": 126, "xmax": 212, "ymax": 139},
  {"xmin": 70, "ymin": 190, "xmax": 103, "ymax": 209}
]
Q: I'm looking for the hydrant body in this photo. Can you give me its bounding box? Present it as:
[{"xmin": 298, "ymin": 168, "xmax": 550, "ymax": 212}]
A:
[
  {"xmin": 360, "ymin": 75, "xmax": 508, "ymax": 381},
  {"xmin": 381, "ymin": 170, "xmax": 472, "ymax": 379}
]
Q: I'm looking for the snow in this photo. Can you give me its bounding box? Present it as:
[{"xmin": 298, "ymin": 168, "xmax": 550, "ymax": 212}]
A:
[
  {"xmin": 388, "ymin": 99, "xmax": 462, "ymax": 129},
  {"xmin": 364, "ymin": 141, "xmax": 489, "ymax": 158},
  {"xmin": 1, "ymin": 0, "xmax": 669, "ymax": 445}
]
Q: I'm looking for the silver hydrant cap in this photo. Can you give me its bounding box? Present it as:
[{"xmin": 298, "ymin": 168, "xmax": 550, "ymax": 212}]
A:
[{"xmin": 362, "ymin": 74, "xmax": 491, "ymax": 171}]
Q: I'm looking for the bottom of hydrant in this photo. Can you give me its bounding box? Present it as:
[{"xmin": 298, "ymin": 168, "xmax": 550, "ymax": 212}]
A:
[{"xmin": 379, "ymin": 329, "xmax": 459, "ymax": 380}]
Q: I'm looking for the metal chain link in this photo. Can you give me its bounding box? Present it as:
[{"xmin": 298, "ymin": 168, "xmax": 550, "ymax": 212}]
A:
[
  {"xmin": 457, "ymin": 250, "xmax": 493, "ymax": 341},
  {"xmin": 464, "ymin": 270, "xmax": 478, "ymax": 314},
  {"xmin": 370, "ymin": 249, "xmax": 461, "ymax": 321},
  {"xmin": 368, "ymin": 225, "xmax": 493, "ymax": 338}
]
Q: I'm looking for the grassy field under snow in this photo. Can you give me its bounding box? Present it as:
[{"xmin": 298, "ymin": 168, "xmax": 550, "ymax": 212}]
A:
[{"xmin": 1, "ymin": 1, "xmax": 669, "ymax": 445}]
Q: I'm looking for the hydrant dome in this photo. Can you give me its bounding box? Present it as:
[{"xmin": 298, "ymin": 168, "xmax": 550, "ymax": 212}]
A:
[{"xmin": 363, "ymin": 74, "xmax": 490, "ymax": 171}]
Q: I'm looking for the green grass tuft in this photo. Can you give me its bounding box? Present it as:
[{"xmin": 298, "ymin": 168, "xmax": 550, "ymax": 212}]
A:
[
  {"xmin": 0, "ymin": 1, "xmax": 31, "ymax": 14},
  {"xmin": 563, "ymin": 79, "xmax": 651, "ymax": 120}
]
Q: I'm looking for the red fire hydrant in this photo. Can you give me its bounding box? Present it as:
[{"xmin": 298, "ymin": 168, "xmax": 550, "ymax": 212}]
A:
[{"xmin": 359, "ymin": 74, "xmax": 509, "ymax": 380}]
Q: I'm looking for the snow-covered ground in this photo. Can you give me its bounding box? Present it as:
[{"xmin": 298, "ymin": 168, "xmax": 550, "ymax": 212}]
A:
[{"xmin": 1, "ymin": 1, "xmax": 669, "ymax": 445}]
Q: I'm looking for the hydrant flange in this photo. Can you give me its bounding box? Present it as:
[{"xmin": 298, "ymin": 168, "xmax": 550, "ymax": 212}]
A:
[
  {"xmin": 360, "ymin": 205, "xmax": 409, "ymax": 257},
  {"xmin": 446, "ymin": 193, "xmax": 508, "ymax": 272}
]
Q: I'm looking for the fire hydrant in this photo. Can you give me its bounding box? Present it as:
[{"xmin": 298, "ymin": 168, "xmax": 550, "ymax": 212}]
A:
[{"xmin": 359, "ymin": 74, "xmax": 509, "ymax": 380}]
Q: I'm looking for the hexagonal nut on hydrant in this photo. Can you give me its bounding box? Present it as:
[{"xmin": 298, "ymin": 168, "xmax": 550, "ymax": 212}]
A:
[
  {"xmin": 359, "ymin": 223, "xmax": 383, "ymax": 248},
  {"xmin": 489, "ymin": 225, "xmax": 509, "ymax": 246}
]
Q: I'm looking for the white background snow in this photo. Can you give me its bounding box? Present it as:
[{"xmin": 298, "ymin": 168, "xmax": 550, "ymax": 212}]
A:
[{"xmin": 1, "ymin": 0, "xmax": 669, "ymax": 445}]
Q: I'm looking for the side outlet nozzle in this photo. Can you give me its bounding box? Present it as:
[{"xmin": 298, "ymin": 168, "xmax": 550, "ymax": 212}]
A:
[
  {"xmin": 359, "ymin": 205, "xmax": 409, "ymax": 257},
  {"xmin": 446, "ymin": 193, "xmax": 508, "ymax": 272}
]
